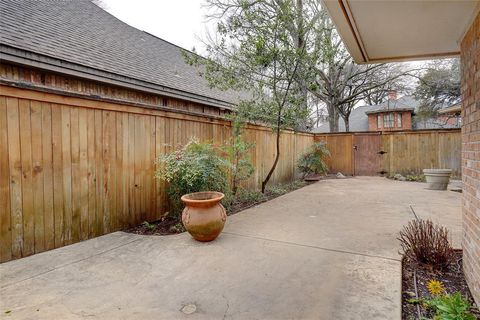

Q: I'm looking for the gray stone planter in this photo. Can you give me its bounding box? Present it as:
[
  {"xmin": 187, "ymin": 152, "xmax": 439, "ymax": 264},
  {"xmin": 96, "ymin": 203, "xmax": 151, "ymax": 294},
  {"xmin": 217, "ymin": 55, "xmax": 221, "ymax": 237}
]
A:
[{"xmin": 423, "ymin": 169, "xmax": 452, "ymax": 190}]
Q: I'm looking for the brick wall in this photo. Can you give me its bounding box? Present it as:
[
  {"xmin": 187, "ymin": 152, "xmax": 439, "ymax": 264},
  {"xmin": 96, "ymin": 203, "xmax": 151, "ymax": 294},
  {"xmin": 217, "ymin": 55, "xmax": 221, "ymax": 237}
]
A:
[
  {"xmin": 367, "ymin": 111, "xmax": 412, "ymax": 131},
  {"xmin": 461, "ymin": 11, "xmax": 480, "ymax": 305}
]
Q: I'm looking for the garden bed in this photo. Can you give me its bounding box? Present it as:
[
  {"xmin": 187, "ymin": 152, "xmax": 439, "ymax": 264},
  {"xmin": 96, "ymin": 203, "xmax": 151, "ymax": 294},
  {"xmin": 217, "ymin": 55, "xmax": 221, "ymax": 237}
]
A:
[
  {"xmin": 402, "ymin": 250, "xmax": 480, "ymax": 319},
  {"xmin": 125, "ymin": 179, "xmax": 313, "ymax": 236}
]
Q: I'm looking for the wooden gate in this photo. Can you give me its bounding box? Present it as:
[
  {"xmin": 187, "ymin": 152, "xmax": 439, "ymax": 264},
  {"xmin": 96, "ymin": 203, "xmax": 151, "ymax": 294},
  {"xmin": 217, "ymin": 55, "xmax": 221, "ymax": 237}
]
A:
[{"xmin": 353, "ymin": 133, "xmax": 383, "ymax": 176}]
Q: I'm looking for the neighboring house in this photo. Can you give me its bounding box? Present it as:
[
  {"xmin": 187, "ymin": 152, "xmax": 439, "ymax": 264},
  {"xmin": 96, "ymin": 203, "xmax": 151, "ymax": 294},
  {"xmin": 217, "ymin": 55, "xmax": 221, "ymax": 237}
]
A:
[
  {"xmin": 313, "ymin": 94, "xmax": 461, "ymax": 133},
  {"xmin": 0, "ymin": 0, "xmax": 245, "ymax": 117},
  {"xmin": 365, "ymin": 93, "xmax": 415, "ymax": 132}
]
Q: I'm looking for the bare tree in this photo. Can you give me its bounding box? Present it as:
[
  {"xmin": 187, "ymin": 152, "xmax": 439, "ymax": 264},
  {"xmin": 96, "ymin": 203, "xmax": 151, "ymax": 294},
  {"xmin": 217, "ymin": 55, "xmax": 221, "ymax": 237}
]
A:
[{"xmin": 304, "ymin": 9, "xmax": 413, "ymax": 132}]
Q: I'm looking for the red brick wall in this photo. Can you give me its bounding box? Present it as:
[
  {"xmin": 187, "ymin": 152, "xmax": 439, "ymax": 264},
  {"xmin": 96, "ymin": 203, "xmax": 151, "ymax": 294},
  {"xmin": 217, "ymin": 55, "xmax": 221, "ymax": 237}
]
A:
[
  {"xmin": 367, "ymin": 111, "xmax": 412, "ymax": 131},
  {"xmin": 461, "ymin": 11, "xmax": 480, "ymax": 305}
]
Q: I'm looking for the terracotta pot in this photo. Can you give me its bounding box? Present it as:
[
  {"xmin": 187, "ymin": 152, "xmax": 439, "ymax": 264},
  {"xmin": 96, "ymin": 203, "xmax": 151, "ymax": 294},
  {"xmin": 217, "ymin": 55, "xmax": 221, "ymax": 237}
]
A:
[
  {"xmin": 181, "ymin": 191, "xmax": 226, "ymax": 242},
  {"xmin": 423, "ymin": 169, "xmax": 452, "ymax": 190}
]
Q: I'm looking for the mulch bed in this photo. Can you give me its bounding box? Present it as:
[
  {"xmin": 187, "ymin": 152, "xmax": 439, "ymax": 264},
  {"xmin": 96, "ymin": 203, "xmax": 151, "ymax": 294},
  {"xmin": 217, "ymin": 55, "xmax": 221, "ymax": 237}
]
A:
[
  {"xmin": 125, "ymin": 215, "xmax": 184, "ymax": 236},
  {"xmin": 226, "ymin": 180, "xmax": 315, "ymax": 216},
  {"xmin": 125, "ymin": 179, "xmax": 318, "ymax": 236},
  {"xmin": 402, "ymin": 250, "xmax": 480, "ymax": 319}
]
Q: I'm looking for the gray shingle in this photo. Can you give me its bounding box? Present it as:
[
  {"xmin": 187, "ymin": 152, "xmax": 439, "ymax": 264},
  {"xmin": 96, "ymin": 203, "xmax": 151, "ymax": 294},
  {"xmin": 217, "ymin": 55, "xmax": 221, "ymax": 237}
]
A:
[{"xmin": 0, "ymin": 0, "xmax": 243, "ymax": 106}]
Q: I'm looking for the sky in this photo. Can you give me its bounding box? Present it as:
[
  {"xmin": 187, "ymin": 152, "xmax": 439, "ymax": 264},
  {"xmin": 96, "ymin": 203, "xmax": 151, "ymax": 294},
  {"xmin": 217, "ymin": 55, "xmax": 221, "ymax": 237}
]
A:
[{"xmin": 102, "ymin": 0, "xmax": 212, "ymax": 52}]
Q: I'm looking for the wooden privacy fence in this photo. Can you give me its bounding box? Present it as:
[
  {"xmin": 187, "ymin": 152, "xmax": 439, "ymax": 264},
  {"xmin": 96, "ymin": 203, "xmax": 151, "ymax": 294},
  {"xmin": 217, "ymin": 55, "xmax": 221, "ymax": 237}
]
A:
[
  {"xmin": 314, "ymin": 130, "xmax": 461, "ymax": 177},
  {"xmin": 0, "ymin": 86, "xmax": 313, "ymax": 262}
]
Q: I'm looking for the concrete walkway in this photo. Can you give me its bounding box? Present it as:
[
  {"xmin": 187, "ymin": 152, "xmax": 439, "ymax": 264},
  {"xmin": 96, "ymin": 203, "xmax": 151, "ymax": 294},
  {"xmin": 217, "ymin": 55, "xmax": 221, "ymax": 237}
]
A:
[{"xmin": 0, "ymin": 177, "xmax": 461, "ymax": 320}]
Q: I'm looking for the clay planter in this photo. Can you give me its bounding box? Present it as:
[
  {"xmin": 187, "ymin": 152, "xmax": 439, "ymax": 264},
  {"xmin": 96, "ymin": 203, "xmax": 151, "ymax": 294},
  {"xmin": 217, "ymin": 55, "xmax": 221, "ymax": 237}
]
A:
[
  {"xmin": 423, "ymin": 169, "xmax": 452, "ymax": 190},
  {"xmin": 181, "ymin": 191, "xmax": 227, "ymax": 242}
]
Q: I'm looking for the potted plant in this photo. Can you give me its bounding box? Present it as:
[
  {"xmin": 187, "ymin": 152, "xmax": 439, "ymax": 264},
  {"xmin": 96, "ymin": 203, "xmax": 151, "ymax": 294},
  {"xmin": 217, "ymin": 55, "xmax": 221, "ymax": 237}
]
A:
[
  {"xmin": 181, "ymin": 191, "xmax": 227, "ymax": 241},
  {"xmin": 423, "ymin": 169, "xmax": 452, "ymax": 190},
  {"xmin": 297, "ymin": 141, "xmax": 331, "ymax": 181},
  {"xmin": 155, "ymin": 138, "xmax": 229, "ymax": 240}
]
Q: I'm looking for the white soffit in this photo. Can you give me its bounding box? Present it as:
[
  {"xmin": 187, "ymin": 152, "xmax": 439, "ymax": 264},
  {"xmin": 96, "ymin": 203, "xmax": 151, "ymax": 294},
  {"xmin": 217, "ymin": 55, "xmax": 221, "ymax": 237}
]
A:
[{"xmin": 322, "ymin": 0, "xmax": 480, "ymax": 63}]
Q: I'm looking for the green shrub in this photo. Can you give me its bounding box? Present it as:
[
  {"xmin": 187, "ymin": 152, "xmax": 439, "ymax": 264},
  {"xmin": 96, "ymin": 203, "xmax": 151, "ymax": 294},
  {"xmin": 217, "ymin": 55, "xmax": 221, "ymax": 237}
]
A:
[
  {"xmin": 297, "ymin": 142, "xmax": 330, "ymax": 177},
  {"xmin": 155, "ymin": 138, "xmax": 229, "ymax": 219},
  {"xmin": 425, "ymin": 292, "xmax": 476, "ymax": 320},
  {"xmin": 142, "ymin": 221, "xmax": 156, "ymax": 231},
  {"xmin": 398, "ymin": 219, "xmax": 454, "ymax": 270}
]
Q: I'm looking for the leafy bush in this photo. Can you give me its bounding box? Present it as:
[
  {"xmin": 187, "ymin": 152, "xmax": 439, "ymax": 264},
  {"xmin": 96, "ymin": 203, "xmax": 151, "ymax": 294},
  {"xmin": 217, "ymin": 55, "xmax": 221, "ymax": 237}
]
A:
[
  {"xmin": 398, "ymin": 219, "xmax": 454, "ymax": 269},
  {"xmin": 297, "ymin": 142, "xmax": 330, "ymax": 177},
  {"xmin": 155, "ymin": 138, "xmax": 229, "ymax": 219},
  {"xmin": 142, "ymin": 221, "xmax": 156, "ymax": 231},
  {"xmin": 425, "ymin": 292, "xmax": 476, "ymax": 320}
]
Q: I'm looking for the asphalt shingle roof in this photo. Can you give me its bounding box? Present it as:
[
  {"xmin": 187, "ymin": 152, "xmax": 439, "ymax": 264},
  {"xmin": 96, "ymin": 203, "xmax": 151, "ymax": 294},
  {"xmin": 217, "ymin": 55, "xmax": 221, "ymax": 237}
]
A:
[
  {"xmin": 312, "ymin": 106, "xmax": 369, "ymax": 133},
  {"xmin": 364, "ymin": 96, "xmax": 418, "ymax": 114},
  {"xmin": 0, "ymin": 0, "xmax": 243, "ymax": 106}
]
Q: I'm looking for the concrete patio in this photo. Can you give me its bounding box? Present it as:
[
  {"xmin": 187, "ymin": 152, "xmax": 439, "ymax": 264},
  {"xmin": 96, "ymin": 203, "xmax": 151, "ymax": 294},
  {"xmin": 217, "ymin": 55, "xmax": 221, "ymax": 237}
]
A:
[{"xmin": 0, "ymin": 177, "xmax": 461, "ymax": 319}]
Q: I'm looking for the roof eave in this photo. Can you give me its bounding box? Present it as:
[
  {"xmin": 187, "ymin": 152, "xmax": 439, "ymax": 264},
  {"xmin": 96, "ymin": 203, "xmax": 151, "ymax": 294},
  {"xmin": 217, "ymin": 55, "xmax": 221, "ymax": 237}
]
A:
[
  {"xmin": 321, "ymin": 0, "xmax": 480, "ymax": 64},
  {"xmin": 365, "ymin": 108, "xmax": 415, "ymax": 115},
  {"xmin": 0, "ymin": 45, "xmax": 236, "ymax": 110}
]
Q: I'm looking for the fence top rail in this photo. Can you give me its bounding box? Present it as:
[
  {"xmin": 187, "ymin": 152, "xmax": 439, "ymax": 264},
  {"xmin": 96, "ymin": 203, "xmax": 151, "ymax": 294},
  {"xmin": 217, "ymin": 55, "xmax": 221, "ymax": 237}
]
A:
[
  {"xmin": 1, "ymin": 83, "xmax": 315, "ymax": 137},
  {"xmin": 313, "ymin": 128, "xmax": 461, "ymax": 137}
]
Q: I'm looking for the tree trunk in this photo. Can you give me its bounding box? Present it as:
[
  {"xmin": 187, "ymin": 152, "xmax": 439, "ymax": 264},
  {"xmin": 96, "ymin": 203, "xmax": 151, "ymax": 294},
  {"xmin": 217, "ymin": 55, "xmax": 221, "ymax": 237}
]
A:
[
  {"xmin": 261, "ymin": 126, "xmax": 281, "ymax": 193},
  {"xmin": 294, "ymin": 0, "xmax": 309, "ymax": 130},
  {"xmin": 326, "ymin": 101, "xmax": 339, "ymax": 132},
  {"xmin": 344, "ymin": 116, "xmax": 350, "ymax": 132}
]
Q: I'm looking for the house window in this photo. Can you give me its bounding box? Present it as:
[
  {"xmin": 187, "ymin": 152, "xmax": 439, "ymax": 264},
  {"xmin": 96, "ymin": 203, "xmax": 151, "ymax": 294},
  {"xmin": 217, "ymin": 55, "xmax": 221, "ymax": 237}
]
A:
[
  {"xmin": 383, "ymin": 113, "xmax": 394, "ymax": 128},
  {"xmin": 377, "ymin": 115, "xmax": 381, "ymax": 128},
  {"xmin": 397, "ymin": 113, "xmax": 402, "ymax": 128}
]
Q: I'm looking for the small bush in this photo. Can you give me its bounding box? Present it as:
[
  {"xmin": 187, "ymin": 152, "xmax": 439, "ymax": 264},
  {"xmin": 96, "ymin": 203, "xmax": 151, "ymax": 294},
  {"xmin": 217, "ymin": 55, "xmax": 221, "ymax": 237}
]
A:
[
  {"xmin": 425, "ymin": 292, "xmax": 476, "ymax": 320},
  {"xmin": 236, "ymin": 189, "xmax": 267, "ymax": 204},
  {"xmin": 406, "ymin": 174, "xmax": 426, "ymax": 182},
  {"xmin": 155, "ymin": 138, "xmax": 229, "ymax": 220},
  {"xmin": 398, "ymin": 219, "xmax": 454, "ymax": 269},
  {"xmin": 142, "ymin": 221, "xmax": 156, "ymax": 231},
  {"xmin": 266, "ymin": 184, "xmax": 288, "ymax": 196},
  {"xmin": 297, "ymin": 142, "xmax": 330, "ymax": 177}
]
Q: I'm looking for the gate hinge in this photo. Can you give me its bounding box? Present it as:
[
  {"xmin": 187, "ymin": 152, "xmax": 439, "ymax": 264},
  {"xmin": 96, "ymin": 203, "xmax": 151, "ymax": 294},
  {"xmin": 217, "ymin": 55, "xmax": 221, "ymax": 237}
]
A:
[{"xmin": 377, "ymin": 150, "xmax": 387, "ymax": 155}]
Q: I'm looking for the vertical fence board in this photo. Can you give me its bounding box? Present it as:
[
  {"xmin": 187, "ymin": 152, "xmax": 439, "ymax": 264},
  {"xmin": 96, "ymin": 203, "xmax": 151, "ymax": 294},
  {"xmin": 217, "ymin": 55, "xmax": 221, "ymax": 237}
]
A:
[
  {"xmin": 30, "ymin": 101, "xmax": 45, "ymax": 253},
  {"xmin": 7, "ymin": 97, "xmax": 23, "ymax": 258},
  {"xmin": 61, "ymin": 105, "xmax": 73, "ymax": 245},
  {"xmin": 41, "ymin": 102, "xmax": 55, "ymax": 250},
  {"xmin": 94, "ymin": 109, "xmax": 104, "ymax": 236},
  {"xmin": 70, "ymin": 107, "xmax": 80, "ymax": 243},
  {"xmin": 51, "ymin": 104, "xmax": 64, "ymax": 247},
  {"xmin": 18, "ymin": 99, "xmax": 34, "ymax": 256},
  {"xmin": 78, "ymin": 108, "xmax": 89, "ymax": 240},
  {"xmin": 0, "ymin": 97, "xmax": 12, "ymax": 261},
  {"xmin": 86, "ymin": 109, "xmax": 96, "ymax": 238},
  {"xmin": 127, "ymin": 113, "xmax": 136, "ymax": 226}
]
